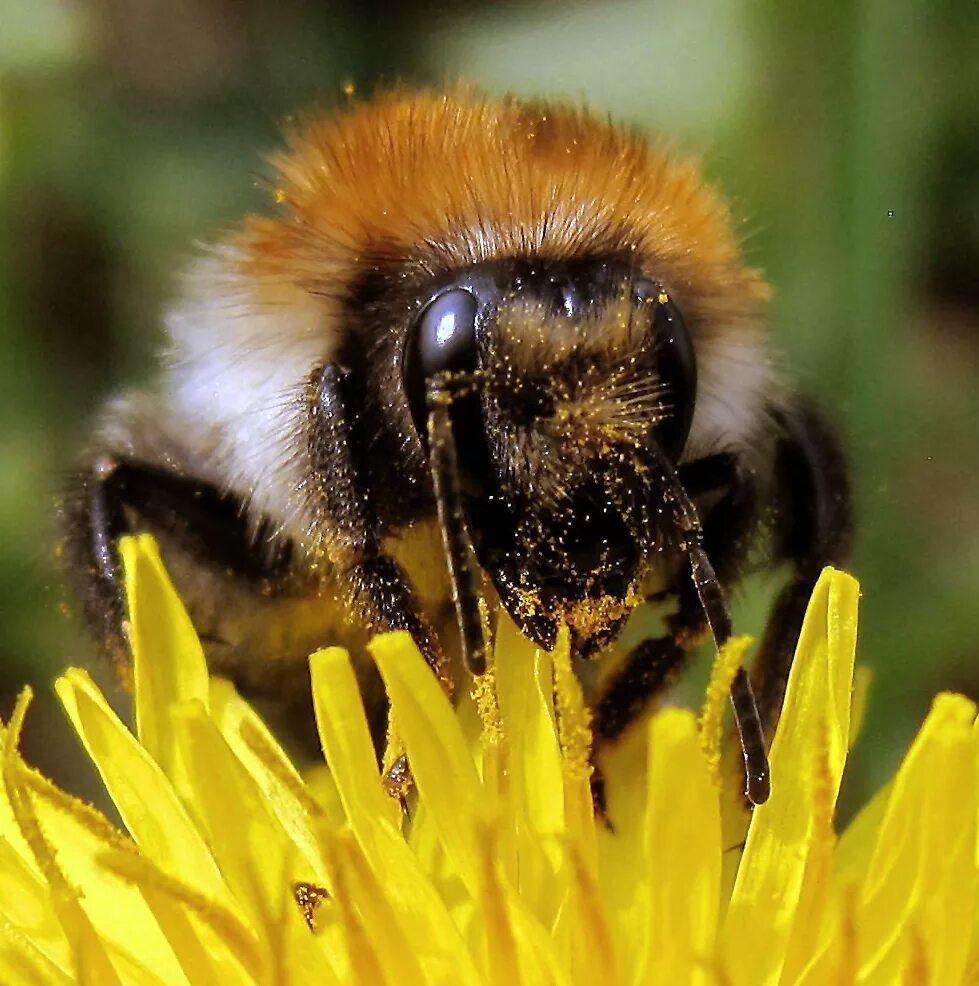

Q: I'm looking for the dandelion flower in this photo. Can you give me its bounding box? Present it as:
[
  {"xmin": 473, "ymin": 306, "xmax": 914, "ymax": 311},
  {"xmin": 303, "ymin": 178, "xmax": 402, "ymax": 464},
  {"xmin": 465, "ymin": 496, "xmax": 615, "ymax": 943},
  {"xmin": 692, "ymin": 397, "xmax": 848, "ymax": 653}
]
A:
[{"xmin": 0, "ymin": 533, "xmax": 976, "ymax": 984}]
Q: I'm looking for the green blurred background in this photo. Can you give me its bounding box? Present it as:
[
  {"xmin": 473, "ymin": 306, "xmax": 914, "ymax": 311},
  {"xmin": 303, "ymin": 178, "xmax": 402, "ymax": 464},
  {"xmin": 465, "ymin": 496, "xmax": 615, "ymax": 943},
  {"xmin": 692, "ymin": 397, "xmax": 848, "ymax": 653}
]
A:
[{"xmin": 0, "ymin": 0, "xmax": 977, "ymax": 814}]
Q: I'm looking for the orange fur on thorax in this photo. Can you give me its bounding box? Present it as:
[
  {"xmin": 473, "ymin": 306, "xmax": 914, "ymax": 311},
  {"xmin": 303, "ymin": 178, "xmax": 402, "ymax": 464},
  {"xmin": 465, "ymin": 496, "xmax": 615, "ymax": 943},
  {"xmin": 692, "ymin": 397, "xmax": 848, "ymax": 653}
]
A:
[{"xmin": 234, "ymin": 88, "xmax": 769, "ymax": 343}]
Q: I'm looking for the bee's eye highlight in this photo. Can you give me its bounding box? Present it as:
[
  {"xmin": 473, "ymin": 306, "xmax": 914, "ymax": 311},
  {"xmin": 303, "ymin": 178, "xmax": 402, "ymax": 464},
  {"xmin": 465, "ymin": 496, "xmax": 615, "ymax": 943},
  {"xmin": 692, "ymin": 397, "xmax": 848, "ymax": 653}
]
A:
[{"xmin": 417, "ymin": 289, "xmax": 478, "ymax": 377}]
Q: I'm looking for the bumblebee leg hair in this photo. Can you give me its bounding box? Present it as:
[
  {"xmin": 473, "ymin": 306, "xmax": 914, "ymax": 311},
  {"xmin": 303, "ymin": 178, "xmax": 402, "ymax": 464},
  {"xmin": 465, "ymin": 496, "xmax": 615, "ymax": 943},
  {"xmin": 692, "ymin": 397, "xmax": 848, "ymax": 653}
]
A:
[
  {"xmin": 310, "ymin": 364, "xmax": 449, "ymax": 686},
  {"xmin": 62, "ymin": 455, "xmax": 130, "ymax": 658},
  {"xmin": 62, "ymin": 454, "xmax": 290, "ymax": 659},
  {"xmin": 752, "ymin": 401, "xmax": 853, "ymax": 739},
  {"xmin": 596, "ymin": 453, "xmax": 757, "ymax": 742},
  {"xmin": 312, "ymin": 364, "xmax": 457, "ymax": 800},
  {"xmin": 425, "ymin": 372, "xmax": 488, "ymax": 677},
  {"xmin": 643, "ymin": 438, "xmax": 770, "ymax": 805}
]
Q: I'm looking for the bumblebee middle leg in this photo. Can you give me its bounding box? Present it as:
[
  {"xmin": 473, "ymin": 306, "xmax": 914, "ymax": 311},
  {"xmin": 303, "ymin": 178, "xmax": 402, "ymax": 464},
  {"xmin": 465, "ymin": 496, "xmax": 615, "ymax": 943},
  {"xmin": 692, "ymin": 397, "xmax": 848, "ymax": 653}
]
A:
[
  {"xmin": 62, "ymin": 453, "xmax": 293, "ymax": 662},
  {"xmin": 752, "ymin": 401, "xmax": 853, "ymax": 739}
]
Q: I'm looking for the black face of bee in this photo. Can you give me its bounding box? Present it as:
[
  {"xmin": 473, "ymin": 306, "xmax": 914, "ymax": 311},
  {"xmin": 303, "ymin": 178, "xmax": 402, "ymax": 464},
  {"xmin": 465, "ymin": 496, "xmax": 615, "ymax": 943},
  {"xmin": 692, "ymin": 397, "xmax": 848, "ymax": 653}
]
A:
[{"xmin": 402, "ymin": 257, "xmax": 697, "ymax": 650}]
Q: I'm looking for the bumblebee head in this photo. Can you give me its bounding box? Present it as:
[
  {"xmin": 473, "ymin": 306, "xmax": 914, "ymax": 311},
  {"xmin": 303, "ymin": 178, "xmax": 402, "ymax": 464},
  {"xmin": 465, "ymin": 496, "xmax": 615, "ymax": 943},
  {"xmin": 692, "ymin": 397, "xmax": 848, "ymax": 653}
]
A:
[{"xmin": 400, "ymin": 255, "xmax": 697, "ymax": 650}]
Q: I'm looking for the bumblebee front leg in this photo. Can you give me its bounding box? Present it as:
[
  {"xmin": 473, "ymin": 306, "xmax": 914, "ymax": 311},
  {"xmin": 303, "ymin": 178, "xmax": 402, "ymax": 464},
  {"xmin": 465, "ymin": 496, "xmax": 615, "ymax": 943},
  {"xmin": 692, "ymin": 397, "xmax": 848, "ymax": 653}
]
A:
[
  {"xmin": 310, "ymin": 364, "xmax": 449, "ymax": 687},
  {"xmin": 425, "ymin": 373, "xmax": 489, "ymax": 677},
  {"xmin": 603, "ymin": 440, "xmax": 770, "ymax": 806}
]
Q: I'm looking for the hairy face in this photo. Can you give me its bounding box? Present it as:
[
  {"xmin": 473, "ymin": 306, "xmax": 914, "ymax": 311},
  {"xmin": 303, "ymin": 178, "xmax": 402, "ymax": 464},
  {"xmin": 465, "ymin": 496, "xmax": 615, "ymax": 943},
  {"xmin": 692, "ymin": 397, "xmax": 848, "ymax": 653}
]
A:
[{"xmin": 395, "ymin": 255, "xmax": 698, "ymax": 651}]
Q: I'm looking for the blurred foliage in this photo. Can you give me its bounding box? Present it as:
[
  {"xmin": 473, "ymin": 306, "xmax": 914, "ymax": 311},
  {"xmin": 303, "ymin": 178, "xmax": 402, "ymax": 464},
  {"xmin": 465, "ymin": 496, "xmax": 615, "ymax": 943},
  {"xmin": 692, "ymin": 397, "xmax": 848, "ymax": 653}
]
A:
[{"xmin": 0, "ymin": 0, "xmax": 977, "ymax": 810}]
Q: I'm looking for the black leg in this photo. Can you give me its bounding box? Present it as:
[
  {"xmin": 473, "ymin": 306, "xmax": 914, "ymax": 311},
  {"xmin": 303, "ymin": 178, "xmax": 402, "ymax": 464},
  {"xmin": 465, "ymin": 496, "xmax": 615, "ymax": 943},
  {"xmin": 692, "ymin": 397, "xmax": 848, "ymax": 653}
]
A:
[
  {"xmin": 591, "ymin": 582, "xmax": 705, "ymax": 824},
  {"xmin": 592, "ymin": 453, "xmax": 757, "ymax": 745},
  {"xmin": 752, "ymin": 401, "xmax": 853, "ymax": 738},
  {"xmin": 640, "ymin": 438, "xmax": 769, "ymax": 804},
  {"xmin": 595, "ymin": 630, "xmax": 693, "ymax": 744},
  {"xmin": 309, "ymin": 364, "xmax": 449, "ymax": 687},
  {"xmin": 61, "ymin": 453, "xmax": 291, "ymax": 660}
]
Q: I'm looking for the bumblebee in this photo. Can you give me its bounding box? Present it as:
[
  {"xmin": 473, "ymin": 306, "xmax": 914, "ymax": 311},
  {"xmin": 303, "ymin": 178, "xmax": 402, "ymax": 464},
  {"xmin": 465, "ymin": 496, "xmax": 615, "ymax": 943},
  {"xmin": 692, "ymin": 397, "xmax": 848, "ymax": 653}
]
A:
[{"xmin": 63, "ymin": 89, "xmax": 852, "ymax": 805}]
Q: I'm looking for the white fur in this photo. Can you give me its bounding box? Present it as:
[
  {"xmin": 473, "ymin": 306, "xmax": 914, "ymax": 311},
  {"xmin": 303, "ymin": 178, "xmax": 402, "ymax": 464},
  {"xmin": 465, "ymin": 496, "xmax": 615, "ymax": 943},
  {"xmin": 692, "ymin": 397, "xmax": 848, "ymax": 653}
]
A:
[
  {"xmin": 99, "ymin": 251, "xmax": 774, "ymax": 562},
  {"xmin": 106, "ymin": 249, "xmax": 336, "ymax": 548},
  {"xmin": 684, "ymin": 328, "xmax": 776, "ymax": 464}
]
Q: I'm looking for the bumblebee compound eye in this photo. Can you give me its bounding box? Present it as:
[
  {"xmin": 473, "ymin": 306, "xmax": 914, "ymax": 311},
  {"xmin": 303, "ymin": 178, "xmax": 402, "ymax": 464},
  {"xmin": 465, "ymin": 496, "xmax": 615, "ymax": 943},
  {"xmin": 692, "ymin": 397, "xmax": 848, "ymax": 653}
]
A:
[
  {"xmin": 417, "ymin": 288, "xmax": 478, "ymax": 376},
  {"xmin": 406, "ymin": 288, "xmax": 479, "ymax": 435},
  {"xmin": 635, "ymin": 278, "xmax": 697, "ymax": 461}
]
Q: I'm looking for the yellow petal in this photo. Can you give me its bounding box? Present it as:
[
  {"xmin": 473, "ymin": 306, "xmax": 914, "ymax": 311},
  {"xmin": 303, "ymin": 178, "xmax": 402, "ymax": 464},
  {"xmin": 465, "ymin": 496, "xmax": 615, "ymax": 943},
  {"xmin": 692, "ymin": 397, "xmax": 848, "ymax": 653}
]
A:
[
  {"xmin": 0, "ymin": 834, "xmax": 72, "ymax": 974},
  {"xmin": 55, "ymin": 668, "xmax": 230, "ymax": 906},
  {"xmin": 209, "ymin": 676, "xmax": 329, "ymax": 884},
  {"xmin": 166, "ymin": 699, "xmax": 333, "ymax": 979},
  {"xmin": 854, "ymin": 693, "xmax": 977, "ymax": 983},
  {"xmin": 494, "ymin": 614, "xmax": 563, "ymax": 836},
  {"xmin": 0, "ymin": 918, "xmax": 75, "ymax": 986},
  {"xmin": 493, "ymin": 613, "xmax": 565, "ymax": 920},
  {"xmin": 1, "ymin": 691, "xmax": 125, "ymax": 986},
  {"xmin": 120, "ymin": 535, "xmax": 209, "ymax": 791},
  {"xmin": 370, "ymin": 631, "xmax": 487, "ymax": 896},
  {"xmin": 560, "ymin": 840, "xmax": 617, "ymax": 986},
  {"xmin": 477, "ymin": 831, "xmax": 569, "ymax": 986},
  {"xmin": 310, "ymin": 645, "xmax": 480, "ymax": 986},
  {"xmin": 722, "ymin": 568, "xmax": 859, "ymax": 986},
  {"xmin": 635, "ymin": 708, "xmax": 720, "ymax": 986},
  {"xmin": 97, "ymin": 846, "xmax": 262, "ymax": 983},
  {"xmin": 321, "ymin": 828, "xmax": 428, "ymax": 986}
]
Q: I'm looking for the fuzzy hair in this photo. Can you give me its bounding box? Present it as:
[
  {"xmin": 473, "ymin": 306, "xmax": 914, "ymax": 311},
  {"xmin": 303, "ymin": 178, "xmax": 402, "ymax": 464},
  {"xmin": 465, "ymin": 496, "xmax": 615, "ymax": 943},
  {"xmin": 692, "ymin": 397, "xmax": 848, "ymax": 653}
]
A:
[{"xmin": 102, "ymin": 87, "xmax": 775, "ymax": 559}]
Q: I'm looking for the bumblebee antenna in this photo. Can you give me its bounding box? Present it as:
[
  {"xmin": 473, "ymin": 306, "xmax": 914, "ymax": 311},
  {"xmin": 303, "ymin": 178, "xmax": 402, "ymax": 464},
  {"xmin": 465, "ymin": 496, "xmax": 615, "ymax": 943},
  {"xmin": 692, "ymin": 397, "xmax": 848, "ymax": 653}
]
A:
[
  {"xmin": 426, "ymin": 372, "xmax": 488, "ymax": 677},
  {"xmin": 644, "ymin": 437, "xmax": 771, "ymax": 805}
]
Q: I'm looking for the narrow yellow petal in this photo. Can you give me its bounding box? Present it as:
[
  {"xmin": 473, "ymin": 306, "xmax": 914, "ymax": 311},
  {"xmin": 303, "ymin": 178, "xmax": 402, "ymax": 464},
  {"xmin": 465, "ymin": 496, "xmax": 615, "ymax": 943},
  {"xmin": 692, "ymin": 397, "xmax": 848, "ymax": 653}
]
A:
[
  {"xmin": 854, "ymin": 693, "xmax": 977, "ymax": 984},
  {"xmin": 494, "ymin": 614, "xmax": 563, "ymax": 837},
  {"xmin": 477, "ymin": 832, "xmax": 570, "ymax": 986},
  {"xmin": 324, "ymin": 828, "xmax": 428, "ymax": 986},
  {"xmin": 209, "ymin": 677, "xmax": 329, "ymax": 883},
  {"xmin": 309, "ymin": 647, "xmax": 398, "ymax": 829},
  {"xmin": 563, "ymin": 842, "xmax": 617, "ymax": 986},
  {"xmin": 0, "ymin": 834, "xmax": 73, "ymax": 974},
  {"xmin": 1, "ymin": 691, "xmax": 124, "ymax": 986},
  {"xmin": 55, "ymin": 668, "xmax": 230, "ymax": 906},
  {"xmin": 167, "ymin": 698, "xmax": 331, "ymax": 978},
  {"xmin": 119, "ymin": 535, "xmax": 209, "ymax": 786},
  {"xmin": 137, "ymin": 887, "xmax": 249, "ymax": 986},
  {"xmin": 310, "ymin": 645, "xmax": 480, "ymax": 986},
  {"xmin": 98, "ymin": 847, "xmax": 263, "ymax": 980},
  {"xmin": 722, "ymin": 568, "xmax": 859, "ymax": 986},
  {"xmin": 779, "ymin": 720, "xmax": 838, "ymax": 985},
  {"xmin": 370, "ymin": 631, "xmax": 487, "ymax": 895},
  {"xmin": 493, "ymin": 613, "xmax": 566, "ymax": 919},
  {"xmin": 17, "ymin": 765, "xmax": 193, "ymax": 984},
  {"xmin": 635, "ymin": 708, "xmax": 720, "ymax": 986},
  {"xmin": 0, "ymin": 917, "xmax": 75, "ymax": 986},
  {"xmin": 320, "ymin": 845, "xmax": 389, "ymax": 986}
]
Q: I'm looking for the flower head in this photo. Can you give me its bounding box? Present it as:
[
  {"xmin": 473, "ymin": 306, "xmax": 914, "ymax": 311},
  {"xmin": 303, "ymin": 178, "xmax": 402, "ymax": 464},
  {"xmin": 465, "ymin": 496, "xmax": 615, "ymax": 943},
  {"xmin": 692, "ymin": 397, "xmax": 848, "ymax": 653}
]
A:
[{"xmin": 0, "ymin": 534, "xmax": 976, "ymax": 984}]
